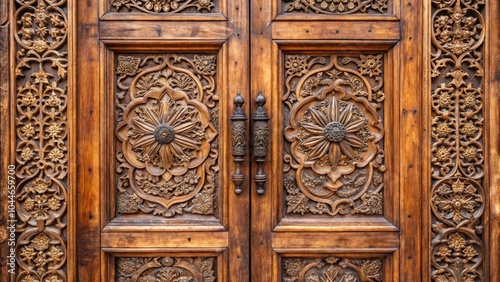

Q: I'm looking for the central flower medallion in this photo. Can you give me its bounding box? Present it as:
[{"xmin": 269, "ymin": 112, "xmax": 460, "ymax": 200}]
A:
[
  {"xmin": 153, "ymin": 124, "xmax": 175, "ymax": 144},
  {"xmin": 324, "ymin": 121, "xmax": 346, "ymax": 142}
]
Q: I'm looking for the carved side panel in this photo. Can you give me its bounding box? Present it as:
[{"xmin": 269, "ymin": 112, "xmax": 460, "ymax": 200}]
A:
[
  {"xmin": 282, "ymin": 257, "xmax": 383, "ymax": 281},
  {"xmin": 283, "ymin": 54, "xmax": 385, "ymax": 217},
  {"xmin": 110, "ymin": 0, "xmax": 218, "ymax": 14},
  {"xmin": 115, "ymin": 256, "xmax": 217, "ymax": 281},
  {"xmin": 430, "ymin": 0, "xmax": 485, "ymax": 280},
  {"xmin": 114, "ymin": 54, "xmax": 219, "ymax": 219},
  {"xmin": 14, "ymin": 0, "xmax": 69, "ymax": 280},
  {"xmin": 281, "ymin": 0, "xmax": 390, "ymax": 15}
]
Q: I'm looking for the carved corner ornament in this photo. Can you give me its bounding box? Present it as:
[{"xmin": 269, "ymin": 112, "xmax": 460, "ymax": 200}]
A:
[
  {"xmin": 114, "ymin": 54, "xmax": 219, "ymax": 218},
  {"xmin": 283, "ymin": 54, "xmax": 386, "ymax": 217}
]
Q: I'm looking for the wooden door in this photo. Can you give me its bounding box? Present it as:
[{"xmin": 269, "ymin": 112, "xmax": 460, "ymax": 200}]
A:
[
  {"xmin": 76, "ymin": 0, "xmax": 251, "ymax": 280},
  {"xmin": 250, "ymin": 0, "xmax": 422, "ymax": 281}
]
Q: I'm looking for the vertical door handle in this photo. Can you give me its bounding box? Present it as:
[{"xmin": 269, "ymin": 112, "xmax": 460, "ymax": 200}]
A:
[
  {"xmin": 252, "ymin": 91, "xmax": 269, "ymax": 196},
  {"xmin": 231, "ymin": 92, "xmax": 247, "ymax": 195}
]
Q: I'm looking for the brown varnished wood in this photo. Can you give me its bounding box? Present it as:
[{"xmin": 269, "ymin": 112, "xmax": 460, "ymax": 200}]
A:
[{"xmin": 488, "ymin": 0, "xmax": 500, "ymax": 280}]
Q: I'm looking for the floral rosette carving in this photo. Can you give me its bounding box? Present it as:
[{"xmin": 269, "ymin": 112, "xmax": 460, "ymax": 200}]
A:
[
  {"xmin": 282, "ymin": 0, "xmax": 388, "ymax": 15},
  {"xmin": 283, "ymin": 55, "xmax": 385, "ymax": 216},
  {"xmin": 115, "ymin": 256, "xmax": 216, "ymax": 282},
  {"xmin": 115, "ymin": 54, "xmax": 218, "ymax": 218}
]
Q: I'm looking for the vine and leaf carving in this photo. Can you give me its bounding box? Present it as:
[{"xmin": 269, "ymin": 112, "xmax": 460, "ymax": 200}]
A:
[
  {"xmin": 116, "ymin": 257, "xmax": 216, "ymax": 282},
  {"xmin": 115, "ymin": 54, "xmax": 219, "ymax": 218},
  {"xmin": 282, "ymin": 257, "xmax": 383, "ymax": 282},
  {"xmin": 14, "ymin": 0, "xmax": 69, "ymax": 280},
  {"xmin": 430, "ymin": 0, "xmax": 485, "ymax": 280},
  {"xmin": 282, "ymin": 0, "xmax": 388, "ymax": 15},
  {"xmin": 111, "ymin": 0, "xmax": 216, "ymax": 14},
  {"xmin": 283, "ymin": 54, "xmax": 385, "ymax": 217}
]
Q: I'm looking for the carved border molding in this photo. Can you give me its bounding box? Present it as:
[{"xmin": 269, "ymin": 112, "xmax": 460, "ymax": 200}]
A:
[
  {"xmin": 430, "ymin": 0, "xmax": 485, "ymax": 280},
  {"xmin": 13, "ymin": 0, "xmax": 69, "ymax": 280}
]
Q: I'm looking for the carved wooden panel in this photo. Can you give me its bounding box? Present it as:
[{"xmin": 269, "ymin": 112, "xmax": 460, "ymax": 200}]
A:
[
  {"xmin": 283, "ymin": 54, "xmax": 385, "ymax": 218},
  {"xmin": 110, "ymin": 0, "xmax": 218, "ymax": 13},
  {"xmin": 115, "ymin": 256, "xmax": 217, "ymax": 282},
  {"xmin": 430, "ymin": 0, "xmax": 485, "ymax": 280},
  {"xmin": 281, "ymin": 0, "xmax": 390, "ymax": 15},
  {"xmin": 282, "ymin": 257, "xmax": 383, "ymax": 281},
  {"xmin": 113, "ymin": 54, "xmax": 220, "ymax": 220},
  {"xmin": 13, "ymin": 0, "xmax": 69, "ymax": 280}
]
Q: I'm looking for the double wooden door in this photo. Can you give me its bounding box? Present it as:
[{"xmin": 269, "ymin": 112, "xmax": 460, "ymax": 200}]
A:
[{"xmin": 77, "ymin": 0, "xmax": 422, "ymax": 280}]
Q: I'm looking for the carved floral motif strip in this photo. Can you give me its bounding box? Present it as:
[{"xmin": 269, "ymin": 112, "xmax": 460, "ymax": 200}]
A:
[
  {"xmin": 283, "ymin": 54, "xmax": 386, "ymax": 217},
  {"xmin": 282, "ymin": 0, "xmax": 389, "ymax": 14},
  {"xmin": 14, "ymin": 0, "xmax": 69, "ymax": 280},
  {"xmin": 115, "ymin": 54, "xmax": 219, "ymax": 219},
  {"xmin": 111, "ymin": 0, "xmax": 216, "ymax": 13},
  {"xmin": 430, "ymin": 0, "xmax": 485, "ymax": 280},
  {"xmin": 115, "ymin": 256, "xmax": 217, "ymax": 281}
]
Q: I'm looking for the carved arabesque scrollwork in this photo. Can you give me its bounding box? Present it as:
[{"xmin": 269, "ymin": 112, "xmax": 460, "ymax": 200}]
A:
[
  {"xmin": 430, "ymin": 0, "xmax": 485, "ymax": 280},
  {"xmin": 14, "ymin": 0, "xmax": 69, "ymax": 280},
  {"xmin": 282, "ymin": 0, "xmax": 389, "ymax": 15},
  {"xmin": 111, "ymin": 0, "xmax": 216, "ymax": 14},
  {"xmin": 282, "ymin": 257, "xmax": 383, "ymax": 282},
  {"xmin": 283, "ymin": 54, "xmax": 385, "ymax": 217},
  {"xmin": 115, "ymin": 256, "xmax": 217, "ymax": 282},
  {"xmin": 115, "ymin": 54, "xmax": 219, "ymax": 218}
]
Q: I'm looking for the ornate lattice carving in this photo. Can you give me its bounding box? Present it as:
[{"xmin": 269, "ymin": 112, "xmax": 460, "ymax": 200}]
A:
[
  {"xmin": 283, "ymin": 54, "xmax": 385, "ymax": 217},
  {"xmin": 115, "ymin": 54, "xmax": 219, "ymax": 218},
  {"xmin": 111, "ymin": 0, "xmax": 216, "ymax": 14},
  {"xmin": 282, "ymin": 257, "xmax": 383, "ymax": 281},
  {"xmin": 115, "ymin": 257, "xmax": 217, "ymax": 282},
  {"xmin": 282, "ymin": 0, "xmax": 388, "ymax": 15},
  {"xmin": 430, "ymin": 0, "xmax": 485, "ymax": 280},
  {"xmin": 14, "ymin": 0, "xmax": 69, "ymax": 280}
]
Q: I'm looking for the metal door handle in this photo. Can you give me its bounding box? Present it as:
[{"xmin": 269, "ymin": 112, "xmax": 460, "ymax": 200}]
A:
[
  {"xmin": 252, "ymin": 91, "xmax": 269, "ymax": 196},
  {"xmin": 231, "ymin": 92, "xmax": 247, "ymax": 195}
]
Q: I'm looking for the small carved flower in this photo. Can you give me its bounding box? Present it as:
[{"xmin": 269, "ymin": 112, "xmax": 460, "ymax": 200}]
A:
[
  {"xmin": 144, "ymin": 0, "xmax": 175, "ymax": 12},
  {"xmin": 32, "ymin": 195, "xmax": 51, "ymax": 220},
  {"xmin": 34, "ymin": 70, "xmax": 51, "ymax": 85},
  {"xmin": 447, "ymin": 233, "xmax": 467, "ymax": 252},
  {"xmin": 47, "ymin": 197, "xmax": 61, "ymax": 210},
  {"xmin": 112, "ymin": 0, "xmax": 131, "ymax": 10},
  {"xmin": 32, "ymin": 233, "xmax": 50, "ymax": 251},
  {"xmin": 44, "ymin": 275, "xmax": 63, "ymax": 282},
  {"xmin": 117, "ymin": 258, "xmax": 139, "ymax": 275},
  {"xmin": 22, "ymin": 123, "xmax": 36, "ymax": 138},
  {"xmin": 438, "ymin": 92, "xmax": 452, "ymax": 108},
  {"xmin": 21, "ymin": 147, "xmax": 34, "ymax": 161},
  {"xmin": 461, "ymin": 122, "xmax": 477, "ymax": 137},
  {"xmin": 436, "ymin": 246, "xmax": 451, "ymax": 261},
  {"xmin": 21, "ymin": 275, "xmax": 39, "ymax": 282},
  {"xmin": 463, "ymin": 147, "xmax": 477, "ymax": 161},
  {"xmin": 116, "ymin": 56, "xmax": 140, "ymax": 76},
  {"xmin": 46, "ymin": 93, "xmax": 62, "ymax": 107},
  {"xmin": 21, "ymin": 92, "xmax": 37, "ymax": 106},
  {"xmin": 436, "ymin": 122, "xmax": 452, "ymax": 137},
  {"xmin": 24, "ymin": 197, "xmax": 35, "ymax": 210},
  {"xmin": 435, "ymin": 146, "xmax": 451, "ymax": 162},
  {"xmin": 462, "ymin": 245, "xmax": 478, "ymax": 262},
  {"xmin": 20, "ymin": 247, "xmax": 36, "ymax": 262},
  {"xmin": 48, "ymin": 147, "xmax": 64, "ymax": 162},
  {"xmin": 34, "ymin": 252, "xmax": 48, "ymax": 274},
  {"xmin": 32, "ymin": 38, "xmax": 49, "ymax": 53},
  {"xmin": 371, "ymin": 0, "xmax": 387, "ymax": 12},
  {"xmin": 193, "ymin": 55, "xmax": 216, "ymax": 74},
  {"xmin": 463, "ymin": 92, "xmax": 477, "ymax": 107},
  {"xmin": 47, "ymin": 246, "xmax": 63, "ymax": 264},
  {"xmin": 47, "ymin": 123, "xmax": 62, "ymax": 138},
  {"xmin": 196, "ymin": 0, "xmax": 214, "ymax": 10},
  {"xmin": 285, "ymin": 55, "xmax": 309, "ymax": 76},
  {"xmin": 33, "ymin": 178, "xmax": 50, "ymax": 194}
]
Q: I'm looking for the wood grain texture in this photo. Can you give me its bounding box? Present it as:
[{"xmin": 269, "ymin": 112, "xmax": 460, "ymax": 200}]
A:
[{"xmin": 487, "ymin": 0, "xmax": 500, "ymax": 280}]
